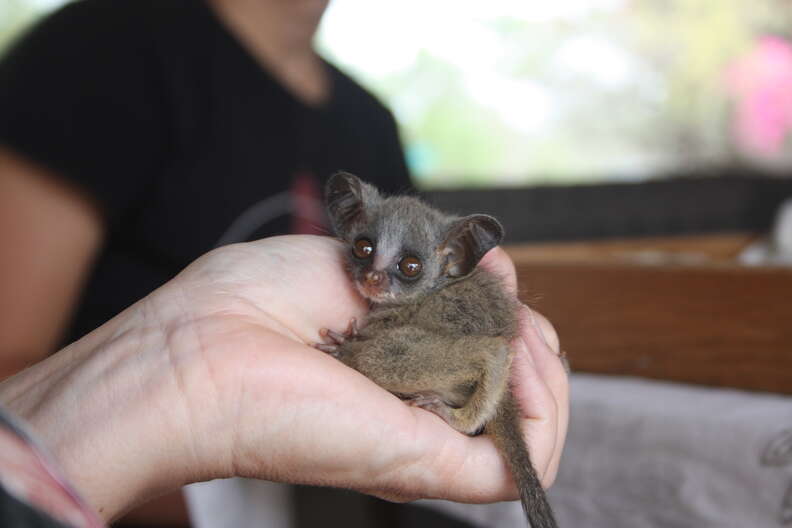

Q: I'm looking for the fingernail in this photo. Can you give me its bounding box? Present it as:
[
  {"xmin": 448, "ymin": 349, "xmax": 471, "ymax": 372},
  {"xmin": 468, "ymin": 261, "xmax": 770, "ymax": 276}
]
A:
[
  {"xmin": 514, "ymin": 335, "xmax": 534, "ymax": 366},
  {"xmin": 525, "ymin": 306, "xmax": 549, "ymax": 347}
]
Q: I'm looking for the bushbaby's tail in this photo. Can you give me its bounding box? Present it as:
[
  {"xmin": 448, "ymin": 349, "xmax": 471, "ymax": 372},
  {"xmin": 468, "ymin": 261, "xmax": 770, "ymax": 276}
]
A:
[{"xmin": 486, "ymin": 390, "xmax": 558, "ymax": 528}]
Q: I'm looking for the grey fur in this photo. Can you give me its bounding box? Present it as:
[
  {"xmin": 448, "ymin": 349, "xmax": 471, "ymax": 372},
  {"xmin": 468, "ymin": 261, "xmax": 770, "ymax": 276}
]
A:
[{"xmin": 318, "ymin": 172, "xmax": 558, "ymax": 528}]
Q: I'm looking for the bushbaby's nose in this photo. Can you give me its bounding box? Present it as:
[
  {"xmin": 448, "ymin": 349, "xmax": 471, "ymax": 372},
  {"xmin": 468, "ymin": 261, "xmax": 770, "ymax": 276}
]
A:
[{"xmin": 365, "ymin": 270, "xmax": 385, "ymax": 285}]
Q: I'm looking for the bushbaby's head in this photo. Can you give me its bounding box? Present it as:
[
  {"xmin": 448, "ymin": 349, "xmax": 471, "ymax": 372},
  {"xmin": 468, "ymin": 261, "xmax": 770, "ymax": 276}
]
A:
[{"xmin": 325, "ymin": 172, "xmax": 503, "ymax": 305}]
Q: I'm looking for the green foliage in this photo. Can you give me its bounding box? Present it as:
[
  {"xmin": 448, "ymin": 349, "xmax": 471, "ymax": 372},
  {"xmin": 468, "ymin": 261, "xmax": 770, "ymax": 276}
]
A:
[
  {"xmin": 321, "ymin": 1, "xmax": 792, "ymax": 187},
  {"xmin": 7, "ymin": 1, "xmax": 790, "ymax": 186}
]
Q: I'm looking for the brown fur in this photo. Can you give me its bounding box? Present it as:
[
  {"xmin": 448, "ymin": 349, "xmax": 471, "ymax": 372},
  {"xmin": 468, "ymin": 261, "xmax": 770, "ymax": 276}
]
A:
[
  {"xmin": 320, "ymin": 172, "xmax": 558, "ymax": 528},
  {"xmin": 337, "ymin": 270, "xmax": 518, "ymax": 434}
]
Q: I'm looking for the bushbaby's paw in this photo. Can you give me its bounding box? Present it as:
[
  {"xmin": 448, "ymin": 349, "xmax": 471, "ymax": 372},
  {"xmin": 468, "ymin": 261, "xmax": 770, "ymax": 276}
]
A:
[
  {"xmin": 406, "ymin": 393, "xmax": 455, "ymax": 425},
  {"xmin": 313, "ymin": 318, "xmax": 359, "ymax": 357}
]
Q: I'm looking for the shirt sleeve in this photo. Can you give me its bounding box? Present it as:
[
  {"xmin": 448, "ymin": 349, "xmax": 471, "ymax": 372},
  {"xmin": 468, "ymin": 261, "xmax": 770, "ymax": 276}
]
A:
[{"xmin": 0, "ymin": 0, "xmax": 169, "ymax": 225}]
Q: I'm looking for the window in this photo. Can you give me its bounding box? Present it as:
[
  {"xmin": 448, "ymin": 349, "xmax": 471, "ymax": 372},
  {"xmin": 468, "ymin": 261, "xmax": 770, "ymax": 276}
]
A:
[
  {"xmin": 5, "ymin": 0, "xmax": 792, "ymax": 188},
  {"xmin": 318, "ymin": 0, "xmax": 792, "ymax": 187}
]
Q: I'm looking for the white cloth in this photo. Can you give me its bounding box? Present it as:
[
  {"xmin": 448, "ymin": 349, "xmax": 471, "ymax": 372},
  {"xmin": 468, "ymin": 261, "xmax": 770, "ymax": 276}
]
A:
[
  {"xmin": 550, "ymin": 374, "xmax": 792, "ymax": 528},
  {"xmin": 184, "ymin": 478, "xmax": 293, "ymax": 528},
  {"xmin": 184, "ymin": 375, "xmax": 792, "ymax": 528},
  {"xmin": 424, "ymin": 374, "xmax": 792, "ymax": 528},
  {"xmin": 741, "ymin": 197, "xmax": 792, "ymax": 265}
]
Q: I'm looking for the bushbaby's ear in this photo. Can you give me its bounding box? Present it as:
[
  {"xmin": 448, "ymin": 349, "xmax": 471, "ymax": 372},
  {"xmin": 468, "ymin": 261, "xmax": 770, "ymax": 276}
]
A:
[
  {"xmin": 440, "ymin": 214, "xmax": 504, "ymax": 278},
  {"xmin": 325, "ymin": 172, "xmax": 381, "ymax": 236}
]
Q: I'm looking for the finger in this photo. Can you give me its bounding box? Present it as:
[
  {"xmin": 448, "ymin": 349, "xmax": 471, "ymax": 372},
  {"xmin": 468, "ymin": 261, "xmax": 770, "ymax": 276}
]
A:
[
  {"xmin": 478, "ymin": 246, "xmax": 517, "ymax": 294},
  {"xmin": 522, "ymin": 307, "xmax": 567, "ymax": 401},
  {"xmin": 508, "ymin": 334, "xmax": 561, "ymax": 487},
  {"xmin": 388, "ymin": 412, "xmax": 522, "ymax": 504},
  {"xmin": 480, "ymin": 248, "xmax": 567, "ymax": 486},
  {"xmin": 518, "ymin": 306, "xmax": 570, "ymax": 486}
]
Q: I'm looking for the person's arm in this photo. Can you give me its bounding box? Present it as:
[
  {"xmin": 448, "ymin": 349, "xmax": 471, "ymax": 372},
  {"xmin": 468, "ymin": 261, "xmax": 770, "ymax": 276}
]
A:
[
  {"xmin": 0, "ymin": 147, "xmax": 103, "ymax": 379},
  {"xmin": 0, "ymin": 235, "xmax": 569, "ymax": 522},
  {"xmin": 0, "ymin": 1, "xmax": 172, "ymax": 382}
]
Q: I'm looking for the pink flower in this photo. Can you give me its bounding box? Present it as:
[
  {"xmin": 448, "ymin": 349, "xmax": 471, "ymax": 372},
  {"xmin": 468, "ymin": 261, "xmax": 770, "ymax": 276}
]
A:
[{"xmin": 726, "ymin": 36, "xmax": 792, "ymax": 156}]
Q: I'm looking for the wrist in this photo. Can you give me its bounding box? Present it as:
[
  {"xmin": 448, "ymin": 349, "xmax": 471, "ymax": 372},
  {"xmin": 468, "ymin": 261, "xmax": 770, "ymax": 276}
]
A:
[{"xmin": 0, "ymin": 301, "xmax": 201, "ymax": 521}]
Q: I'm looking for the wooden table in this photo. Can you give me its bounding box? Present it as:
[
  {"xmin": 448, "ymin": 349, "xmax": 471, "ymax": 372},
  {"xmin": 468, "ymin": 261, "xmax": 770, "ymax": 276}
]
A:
[{"xmin": 506, "ymin": 233, "xmax": 792, "ymax": 395}]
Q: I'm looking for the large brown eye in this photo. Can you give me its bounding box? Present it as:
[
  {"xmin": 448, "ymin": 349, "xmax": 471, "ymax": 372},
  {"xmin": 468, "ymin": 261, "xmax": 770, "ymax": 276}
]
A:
[
  {"xmin": 353, "ymin": 238, "xmax": 375, "ymax": 259},
  {"xmin": 398, "ymin": 256, "xmax": 422, "ymax": 278}
]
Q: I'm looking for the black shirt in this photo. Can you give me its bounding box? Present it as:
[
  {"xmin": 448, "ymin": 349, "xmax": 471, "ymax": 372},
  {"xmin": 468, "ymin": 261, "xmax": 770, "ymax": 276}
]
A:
[{"xmin": 0, "ymin": 0, "xmax": 411, "ymax": 344}]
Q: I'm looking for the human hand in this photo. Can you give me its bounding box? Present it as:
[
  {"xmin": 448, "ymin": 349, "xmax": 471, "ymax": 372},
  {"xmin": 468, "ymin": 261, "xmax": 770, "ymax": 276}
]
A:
[
  {"xmin": 480, "ymin": 247, "xmax": 569, "ymax": 488},
  {"xmin": 0, "ymin": 235, "xmax": 569, "ymax": 520}
]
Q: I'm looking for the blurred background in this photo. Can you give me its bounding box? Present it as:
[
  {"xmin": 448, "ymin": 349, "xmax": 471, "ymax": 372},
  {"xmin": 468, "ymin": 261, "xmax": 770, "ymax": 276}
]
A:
[
  {"xmin": 2, "ymin": 1, "xmax": 791, "ymax": 528},
  {"xmin": 5, "ymin": 0, "xmax": 792, "ymax": 187}
]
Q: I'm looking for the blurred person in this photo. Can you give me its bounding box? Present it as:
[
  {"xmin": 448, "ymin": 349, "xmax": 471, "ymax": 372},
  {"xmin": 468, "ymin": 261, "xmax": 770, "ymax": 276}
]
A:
[
  {"xmin": 0, "ymin": 0, "xmax": 410, "ymax": 378},
  {"xmin": 0, "ymin": 1, "xmax": 568, "ymax": 527},
  {"xmin": 0, "ymin": 236, "xmax": 570, "ymax": 527}
]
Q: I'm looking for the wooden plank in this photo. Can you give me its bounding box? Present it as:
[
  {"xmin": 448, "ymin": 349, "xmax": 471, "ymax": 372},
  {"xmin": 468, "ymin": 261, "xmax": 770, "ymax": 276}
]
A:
[
  {"xmin": 506, "ymin": 232, "xmax": 759, "ymax": 264},
  {"xmin": 507, "ymin": 244, "xmax": 792, "ymax": 395}
]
